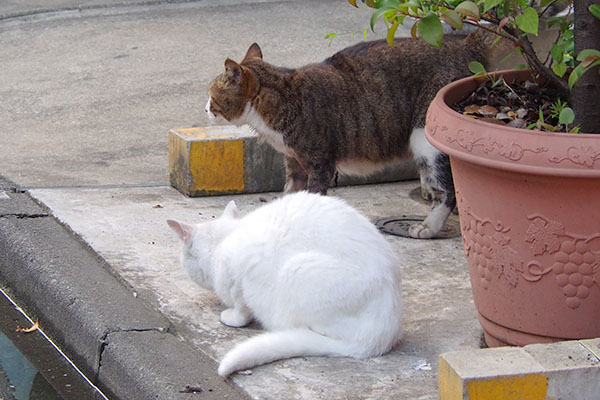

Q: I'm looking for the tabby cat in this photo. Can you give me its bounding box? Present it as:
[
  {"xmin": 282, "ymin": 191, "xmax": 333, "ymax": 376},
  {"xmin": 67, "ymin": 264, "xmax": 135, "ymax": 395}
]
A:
[{"xmin": 205, "ymin": 31, "xmax": 496, "ymax": 238}]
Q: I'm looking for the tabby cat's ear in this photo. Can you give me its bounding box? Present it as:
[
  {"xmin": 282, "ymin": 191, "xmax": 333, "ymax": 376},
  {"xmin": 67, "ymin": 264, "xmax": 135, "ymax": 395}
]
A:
[
  {"xmin": 242, "ymin": 43, "xmax": 263, "ymax": 63},
  {"xmin": 167, "ymin": 220, "xmax": 194, "ymax": 243},
  {"xmin": 224, "ymin": 58, "xmax": 242, "ymax": 86}
]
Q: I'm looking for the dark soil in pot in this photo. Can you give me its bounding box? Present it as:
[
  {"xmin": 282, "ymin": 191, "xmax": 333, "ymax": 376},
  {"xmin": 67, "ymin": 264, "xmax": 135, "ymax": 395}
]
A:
[{"xmin": 452, "ymin": 75, "xmax": 572, "ymax": 132}]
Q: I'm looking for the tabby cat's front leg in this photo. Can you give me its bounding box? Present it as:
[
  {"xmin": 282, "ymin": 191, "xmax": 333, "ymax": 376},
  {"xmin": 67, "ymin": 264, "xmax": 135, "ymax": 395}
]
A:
[
  {"xmin": 284, "ymin": 156, "xmax": 308, "ymax": 193},
  {"xmin": 306, "ymin": 159, "xmax": 336, "ymax": 195}
]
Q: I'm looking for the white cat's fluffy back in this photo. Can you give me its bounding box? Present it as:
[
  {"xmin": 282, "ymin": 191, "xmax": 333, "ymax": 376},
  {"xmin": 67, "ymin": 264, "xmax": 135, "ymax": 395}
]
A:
[{"xmin": 168, "ymin": 192, "xmax": 403, "ymax": 376}]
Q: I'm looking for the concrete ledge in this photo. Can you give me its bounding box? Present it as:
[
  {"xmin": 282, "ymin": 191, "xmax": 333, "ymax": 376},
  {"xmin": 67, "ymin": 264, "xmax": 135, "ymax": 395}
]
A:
[
  {"xmin": 169, "ymin": 125, "xmax": 418, "ymax": 197},
  {"xmin": 0, "ymin": 182, "xmax": 247, "ymax": 400},
  {"xmin": 439, "ymin": 339, "xmax": 600, "ymax": 400}
]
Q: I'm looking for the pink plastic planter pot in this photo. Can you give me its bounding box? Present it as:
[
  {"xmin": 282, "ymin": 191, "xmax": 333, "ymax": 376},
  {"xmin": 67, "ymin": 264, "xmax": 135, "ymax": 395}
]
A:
[{"xmin": 425, "ymin": 69, "xmax": 600, "ymax": 346}]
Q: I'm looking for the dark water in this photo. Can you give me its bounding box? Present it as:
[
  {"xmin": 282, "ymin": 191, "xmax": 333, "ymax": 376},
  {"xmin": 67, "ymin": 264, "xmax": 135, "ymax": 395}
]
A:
[{"xmin": 0, "ymin": 289, "xmax": 108, "ymax": 400}]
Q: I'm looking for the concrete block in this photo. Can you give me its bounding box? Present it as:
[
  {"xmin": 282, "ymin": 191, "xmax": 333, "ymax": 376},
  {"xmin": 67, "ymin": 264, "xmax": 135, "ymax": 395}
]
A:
[
  {"xmin": 169, "ymin": 126, "xmax": 285, "ymax": 196},
  {"xmin": 169, "ymin": 125, "xmax": 419, "ymax": 197},
  {"xmin": 439, "ymin": 339, "xmax": 600, "ymax": 400}
]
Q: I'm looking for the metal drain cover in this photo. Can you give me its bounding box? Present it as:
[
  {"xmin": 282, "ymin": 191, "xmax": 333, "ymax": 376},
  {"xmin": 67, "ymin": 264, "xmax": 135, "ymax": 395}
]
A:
[{"xmin": 376, "ymin": 216, "xmax": 461, "ymax": 239}]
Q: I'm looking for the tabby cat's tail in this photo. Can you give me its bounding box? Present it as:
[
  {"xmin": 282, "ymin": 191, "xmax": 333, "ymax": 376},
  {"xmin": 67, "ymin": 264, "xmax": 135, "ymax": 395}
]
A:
[{"xmin": 217, "ymin": 329, "xmax": 359, "ymax": 376}]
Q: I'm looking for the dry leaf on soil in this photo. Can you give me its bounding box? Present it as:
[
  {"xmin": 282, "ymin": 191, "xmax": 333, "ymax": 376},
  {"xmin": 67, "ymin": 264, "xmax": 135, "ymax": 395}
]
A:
[{"xmin": 463, "ymin": 104, "xmax": 498, "ymax": 116}]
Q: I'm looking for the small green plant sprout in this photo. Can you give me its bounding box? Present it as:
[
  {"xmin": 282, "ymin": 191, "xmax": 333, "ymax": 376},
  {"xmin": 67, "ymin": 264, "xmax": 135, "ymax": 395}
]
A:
[
  {"xmin": 550, "ymin": 99, "xmax": 579, "ymax": 132},
  {"xmin": 325, "ymin": 29, "xmax": 369, "ymax": 45},
  {"xmin": 527, "ymin": 106, "xmax": 555, "ymax": 131},
  {"xmin": 527, "ymin": 99, "xmax": 579, "ymax": 133},
  {"xmin": 468, "ymin": 61, "xmax": 487, "ymax": 78}
]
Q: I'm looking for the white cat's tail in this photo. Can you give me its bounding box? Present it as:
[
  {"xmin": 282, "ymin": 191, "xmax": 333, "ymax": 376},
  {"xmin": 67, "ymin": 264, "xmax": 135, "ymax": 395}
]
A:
[{"xmin": 218, "ymin": 329, "xmax": 358, "ymax": 377}]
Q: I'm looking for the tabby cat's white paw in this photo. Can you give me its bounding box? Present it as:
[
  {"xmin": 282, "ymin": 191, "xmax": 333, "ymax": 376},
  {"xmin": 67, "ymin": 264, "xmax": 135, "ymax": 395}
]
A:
[{"xmin": 408, "ymin": 222, "xmax": 435, "ymax": 239}]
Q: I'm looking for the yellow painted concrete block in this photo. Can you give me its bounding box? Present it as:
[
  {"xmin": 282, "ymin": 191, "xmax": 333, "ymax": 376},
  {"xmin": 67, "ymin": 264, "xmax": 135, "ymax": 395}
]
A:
[
  {"xmin": 439, "ymin": 356, "xmax": 463, "ymax": 400},
  {"xmin": 465, "ymin": 374, "xmax": 548, "ymax": 400},
  {"xmin": 439, "ymin": 340, "xmax": 600, "ymax": 400},
  {"xmin": 169, "ymin": 126, "xmax": 285, "ymax": 196},
  {"xmin": 188, "ymin": 138, "xmax": 245, "ymax": 193}
]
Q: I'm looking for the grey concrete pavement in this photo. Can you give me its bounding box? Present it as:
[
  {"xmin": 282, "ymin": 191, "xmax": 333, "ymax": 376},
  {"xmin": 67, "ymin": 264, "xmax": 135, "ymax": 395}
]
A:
[
  {"xmin": 0, "ymin": 2, "xmax": 482, "ymax": 399},
  {"xmin": 0, "ymin": 0, "xmax": 376, "ymax": 187}
]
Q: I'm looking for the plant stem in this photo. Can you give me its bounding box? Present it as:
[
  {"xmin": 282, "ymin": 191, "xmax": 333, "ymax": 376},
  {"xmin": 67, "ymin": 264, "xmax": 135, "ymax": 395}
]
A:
[{"xmin": 518, "ymin": 36, "xmax": 571, "ymax": 99}]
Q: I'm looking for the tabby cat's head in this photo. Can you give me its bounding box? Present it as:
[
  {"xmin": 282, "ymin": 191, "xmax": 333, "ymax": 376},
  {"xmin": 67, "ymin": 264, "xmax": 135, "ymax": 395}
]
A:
[{"xmin": 205, "ymin": 43, "xmax": 262, "ymax": 123}]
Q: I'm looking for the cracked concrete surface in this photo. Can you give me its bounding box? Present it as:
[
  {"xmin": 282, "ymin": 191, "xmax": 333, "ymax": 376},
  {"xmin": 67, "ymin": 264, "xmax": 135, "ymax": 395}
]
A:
[
  {"xmin": 30, "ymin": 182, "xmax": 480, "ymax": 400},
  {"xmin": 95, "ymin": 326, "xmax": 169, "ymax": 381},
  {"xmin": 0, "ymin": 178, "xmax": 246, "ymax": 399}
]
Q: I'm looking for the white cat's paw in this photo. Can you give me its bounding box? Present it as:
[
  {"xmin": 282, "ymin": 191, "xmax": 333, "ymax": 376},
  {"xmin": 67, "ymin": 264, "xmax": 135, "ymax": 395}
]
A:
[
  {"xmin": 220, "ymin": 308, "xmax": 251, "ymax": 328},
  {"xmin": 408, "ymin": 222, "xmax": 436, "ymax": 239}
]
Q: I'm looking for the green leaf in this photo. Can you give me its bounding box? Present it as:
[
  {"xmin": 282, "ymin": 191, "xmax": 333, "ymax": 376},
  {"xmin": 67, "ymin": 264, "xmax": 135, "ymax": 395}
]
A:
[
  {"xmin": 551, "ymin": 43, "xmax": 565, "ymax": 63},
  {"xmin": 559, "ymin": 107, "xmax": 575, "ymax": 126},
  {"xmin": 568, "ymin": 64, "xmax": 584, "ymax": 89},
  {"xmin": 363, "ymin": 29, "xmax": 368, "ymax": 40},
  {"xmin": 576, "ymin": 49, "xmax": 600, "ymax": 61},
  {"xmin": 376, "ymin": 0, "xmax": 401, "ymax": 8},
  {"xmin": 527, "ymin": 122, "xmax": 538, "ymax": 130},
  {"xmin": 370, "ymin": 7, "xmax": 396, "ymax": 31},
  {"xmin": 468, "ymin": 61, "xmax": 487, "ymax": 76},
  {"xmin": 514, "ymin": 63, "xmax": 528, "ymax": 70},
  {"xmin": 552, "ymin": 62, "xmax": 567, "ymax": 77},
  {"xmin": 589, "ymin": 4, "xmax": 600, "ymax": 20},
  {"xmin": 515, "ymin": 7, "xmax": 539, "ymax": 35},
  {"xmin": 418, "ymin": 12, "xmax": 444, "ymax": 48},
  {"xmin": 455, "ymin": 1, "xmax": 480, "ymax": 19},
  {"xmin": 440, "ymin": 9, "xmax": 464, "ymax": 30},
  {"xmin": 484, "ymin": 0, "xmax": 503, "ymax": 13}
]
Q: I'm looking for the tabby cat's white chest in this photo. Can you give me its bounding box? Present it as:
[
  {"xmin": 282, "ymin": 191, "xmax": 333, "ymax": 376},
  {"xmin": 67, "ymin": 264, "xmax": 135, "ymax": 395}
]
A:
[{"xmin": 236, "ymin": 104, "xmax": 289, "ymax": 155}]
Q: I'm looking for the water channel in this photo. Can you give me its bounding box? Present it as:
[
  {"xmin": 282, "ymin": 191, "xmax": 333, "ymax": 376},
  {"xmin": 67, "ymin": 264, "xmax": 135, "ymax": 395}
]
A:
[{"xmin": 0, "ymin": 288, "xmax": 108, "ymax": 400}]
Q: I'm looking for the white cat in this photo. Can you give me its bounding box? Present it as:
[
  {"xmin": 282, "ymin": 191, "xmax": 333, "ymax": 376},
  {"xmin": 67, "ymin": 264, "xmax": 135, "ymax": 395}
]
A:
[{"xmin": 167, "ymin": 191, "xmax": 403, "ymax": 376}]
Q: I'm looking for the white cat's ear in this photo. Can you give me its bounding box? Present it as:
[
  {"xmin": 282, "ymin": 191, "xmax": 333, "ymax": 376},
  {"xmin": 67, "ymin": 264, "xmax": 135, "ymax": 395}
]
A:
[
  {"xmin": 222, "ymin": 201, "xmax": 239, "ymax": 219},
  {"xmin": 242, "ymin": 43, "xmax": 263, "ymax": 62},
  {"xmin": 167, "ymin": 219, "xmax": 194, "ymax": 243}
]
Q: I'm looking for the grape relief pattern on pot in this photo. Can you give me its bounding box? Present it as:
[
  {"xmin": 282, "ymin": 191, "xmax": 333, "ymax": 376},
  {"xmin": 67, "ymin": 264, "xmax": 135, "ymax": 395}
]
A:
[
  {"xmin": 525, "ymin": 214, "xmax": 600, "ymax": 309},
  {"xmin": 457, "ymin": 193, "xmax": 550, "ymax": 290},
  {"xmin": 457, "ymin": 193, "xmax": 600, "ymax": 309}
]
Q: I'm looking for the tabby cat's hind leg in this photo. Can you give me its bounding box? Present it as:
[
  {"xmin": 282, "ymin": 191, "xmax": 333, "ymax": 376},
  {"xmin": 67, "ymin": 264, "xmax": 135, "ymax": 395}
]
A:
[
  {"xmin": 284, "ymin": 156, "xmax": 309, "ymax": 193},
  {"xmin": 409, "ymin": 128, "xmax": 455, "ymax": 239}
]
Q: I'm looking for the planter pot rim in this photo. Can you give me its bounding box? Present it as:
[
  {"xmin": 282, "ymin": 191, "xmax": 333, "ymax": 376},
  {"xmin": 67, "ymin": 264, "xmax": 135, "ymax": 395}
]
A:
[{"xmin": 426, "ymin": 69, "xmax": 600, "ymax": 177}]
